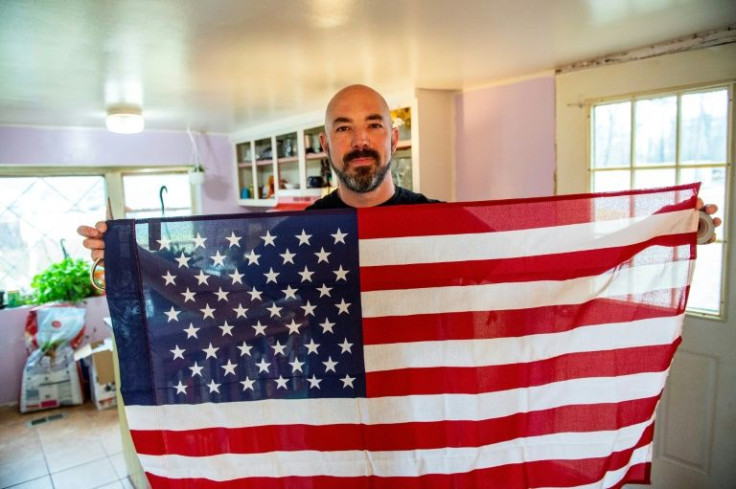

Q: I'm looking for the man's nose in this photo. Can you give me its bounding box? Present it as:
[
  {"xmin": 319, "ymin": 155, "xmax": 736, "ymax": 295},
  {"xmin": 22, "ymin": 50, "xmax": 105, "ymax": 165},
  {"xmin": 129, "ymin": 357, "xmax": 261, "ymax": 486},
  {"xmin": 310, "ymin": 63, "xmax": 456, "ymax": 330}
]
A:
[{"xmin": 351, "ymin": 127, "xmax": 369, "ymax": 147}]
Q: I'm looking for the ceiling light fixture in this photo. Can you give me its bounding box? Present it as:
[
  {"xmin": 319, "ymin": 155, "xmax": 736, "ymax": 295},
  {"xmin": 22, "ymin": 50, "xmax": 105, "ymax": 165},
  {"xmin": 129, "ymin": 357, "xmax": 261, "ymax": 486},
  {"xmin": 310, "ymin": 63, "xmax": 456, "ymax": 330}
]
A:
[{"xmin": 106, "ymin": 107, "xmax": 144, "ymax": 134}]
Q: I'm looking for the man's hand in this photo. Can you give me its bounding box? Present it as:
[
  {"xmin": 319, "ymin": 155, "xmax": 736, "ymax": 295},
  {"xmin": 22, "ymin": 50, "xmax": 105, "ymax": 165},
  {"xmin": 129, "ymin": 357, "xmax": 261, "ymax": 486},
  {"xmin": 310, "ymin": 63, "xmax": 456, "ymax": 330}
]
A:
[
  {"xmin": 697, "ymin": 198, "xmax": 721, "ymax": 245},
  {"xmin": 77, "ymin": 221, "xmax": 108, "ymax": 265}
]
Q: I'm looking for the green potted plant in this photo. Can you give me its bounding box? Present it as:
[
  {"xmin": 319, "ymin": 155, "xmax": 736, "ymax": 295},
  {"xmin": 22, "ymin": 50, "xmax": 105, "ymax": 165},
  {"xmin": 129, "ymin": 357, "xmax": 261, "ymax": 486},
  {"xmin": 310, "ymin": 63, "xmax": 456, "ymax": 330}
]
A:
[{"xmin": 30, "ymin": 256, "xmax": 97, "ymax": 305}]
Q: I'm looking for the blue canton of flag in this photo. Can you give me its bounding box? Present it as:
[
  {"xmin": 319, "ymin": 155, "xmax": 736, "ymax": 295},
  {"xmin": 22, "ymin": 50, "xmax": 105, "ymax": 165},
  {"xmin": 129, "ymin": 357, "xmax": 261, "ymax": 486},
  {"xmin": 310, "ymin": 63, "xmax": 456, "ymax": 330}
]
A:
[{"xmin": 131, "ymin": 210, "xmax": 365, "ymax": 404}]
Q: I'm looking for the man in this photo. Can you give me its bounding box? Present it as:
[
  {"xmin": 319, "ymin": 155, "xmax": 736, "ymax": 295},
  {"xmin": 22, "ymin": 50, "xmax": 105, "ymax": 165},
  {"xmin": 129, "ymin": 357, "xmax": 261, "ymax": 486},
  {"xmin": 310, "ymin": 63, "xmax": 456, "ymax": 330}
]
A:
[{"xmin": 78, "ymin": 84, "xmax": 720, "ymax": 260}]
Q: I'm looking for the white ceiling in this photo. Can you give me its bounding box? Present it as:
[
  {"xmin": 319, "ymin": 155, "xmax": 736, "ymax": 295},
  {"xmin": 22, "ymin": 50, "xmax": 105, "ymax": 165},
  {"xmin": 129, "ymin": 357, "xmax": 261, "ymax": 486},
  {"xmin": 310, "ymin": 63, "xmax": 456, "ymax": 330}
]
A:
[{"xmin": 1, "ymin": 0, "xmax": 735, "ymax": 134}]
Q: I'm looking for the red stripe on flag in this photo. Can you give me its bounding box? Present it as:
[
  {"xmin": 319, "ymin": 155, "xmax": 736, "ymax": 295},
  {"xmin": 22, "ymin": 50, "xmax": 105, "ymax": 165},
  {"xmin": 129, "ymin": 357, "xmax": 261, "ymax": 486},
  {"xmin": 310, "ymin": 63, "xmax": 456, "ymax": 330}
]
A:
[
  {"xmin": 143, "ymin": 424, "xmax": 654, "ymax": 488},
  {"xmin": 360, "ymin": 235, "xmax": 694, "ymax": 291},
  {"xmin": 366, "ymin": 341, "xmax": 680, "ymax": 397},
  {"xmin": 130, "ymin": 396, "xmax": 659, "ymax": 457},
  {"xmin": 363, "ymin": 292, "xmax": 688, "ymax": 345},
  {"xmin": 356, "ymin": 184, "xmax": 698, "ymax": 239}
]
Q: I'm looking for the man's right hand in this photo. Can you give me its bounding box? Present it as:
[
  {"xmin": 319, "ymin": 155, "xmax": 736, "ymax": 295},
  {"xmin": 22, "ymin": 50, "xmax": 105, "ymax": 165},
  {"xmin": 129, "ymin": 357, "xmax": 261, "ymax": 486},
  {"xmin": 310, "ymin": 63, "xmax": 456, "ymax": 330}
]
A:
[{"xmin": 77, "ymin": 221, "xmax": 108, "ymax": 265}]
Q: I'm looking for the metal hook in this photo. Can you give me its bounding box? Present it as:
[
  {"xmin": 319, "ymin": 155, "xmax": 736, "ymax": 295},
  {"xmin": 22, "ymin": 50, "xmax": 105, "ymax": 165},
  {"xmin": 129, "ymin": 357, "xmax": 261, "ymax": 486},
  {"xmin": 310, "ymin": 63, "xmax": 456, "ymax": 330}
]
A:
[{"xmin": 159, "ymin": 185, "xmax": 168, "ymax": 216}]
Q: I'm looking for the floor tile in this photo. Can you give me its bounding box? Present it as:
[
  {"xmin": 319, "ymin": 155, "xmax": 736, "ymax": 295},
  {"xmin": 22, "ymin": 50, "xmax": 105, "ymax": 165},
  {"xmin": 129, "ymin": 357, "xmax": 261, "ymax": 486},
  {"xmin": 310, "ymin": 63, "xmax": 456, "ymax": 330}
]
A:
[
  {"xmin": 50, "ymin": 457, "xmax": 118, "ymax": 489},
  {"xmin": 3, "ymin": 475, "xmax": 54, "ymax": 489},
  {"xmin": 94, "ymin": 481, "xmax": 124, "ymax": 489},
  {"xmin": 109, "ymin": 452, "xmax": 128, "ymax": 480},
  {"xmin": 0, "ymin": 433, "xmax": 47, "ymax": 488},
  {"xmin": 42, "ymin": 435, "xmax": 108, "ymax": 474}
]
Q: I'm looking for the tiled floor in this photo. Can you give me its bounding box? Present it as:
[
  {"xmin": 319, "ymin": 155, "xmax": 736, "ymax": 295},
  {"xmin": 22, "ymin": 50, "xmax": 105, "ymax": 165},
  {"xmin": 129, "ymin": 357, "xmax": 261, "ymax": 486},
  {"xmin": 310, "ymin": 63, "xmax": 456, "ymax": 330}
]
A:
[{"xmin": 0, "ymin": 402, "xmax": 134, "ymax": 489}]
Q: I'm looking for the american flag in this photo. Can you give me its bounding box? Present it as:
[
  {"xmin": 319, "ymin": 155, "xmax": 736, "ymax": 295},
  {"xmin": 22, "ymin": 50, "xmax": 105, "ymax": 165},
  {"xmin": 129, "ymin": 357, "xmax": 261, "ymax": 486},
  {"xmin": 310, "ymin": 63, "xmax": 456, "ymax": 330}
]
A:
[{"xmin": 104, "ymin": 183, "xmax": 700, "ymax": 489}]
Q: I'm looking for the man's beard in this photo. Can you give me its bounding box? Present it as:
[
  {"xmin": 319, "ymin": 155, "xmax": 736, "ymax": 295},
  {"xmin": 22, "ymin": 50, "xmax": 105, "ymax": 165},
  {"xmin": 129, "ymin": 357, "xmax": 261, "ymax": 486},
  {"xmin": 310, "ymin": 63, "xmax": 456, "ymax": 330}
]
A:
[{"xmin": 329, "ymin": 147, "xmax": 392, "ymax": 193}]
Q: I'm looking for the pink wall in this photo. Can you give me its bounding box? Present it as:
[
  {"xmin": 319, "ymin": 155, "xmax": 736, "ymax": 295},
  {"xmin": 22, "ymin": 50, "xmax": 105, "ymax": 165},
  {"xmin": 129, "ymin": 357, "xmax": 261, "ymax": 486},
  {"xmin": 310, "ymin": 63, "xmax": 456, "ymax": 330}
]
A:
[
  {"xmin": 0, "ymin": 126, "xmax": 242, "ymax": 215},
  {"xmin": 454, "ymin": 76, "xmax": 556, "ymax": 201}
]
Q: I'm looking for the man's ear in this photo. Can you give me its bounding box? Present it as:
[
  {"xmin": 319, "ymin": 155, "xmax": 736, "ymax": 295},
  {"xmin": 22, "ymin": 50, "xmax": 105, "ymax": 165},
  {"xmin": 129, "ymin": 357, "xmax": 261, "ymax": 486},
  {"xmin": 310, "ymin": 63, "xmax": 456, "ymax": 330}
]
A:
[
  {"xmin": 391, "ymin": 125, "xmax": 399, "ymax": 154},
  {"xmin": 319, "ymin": 132, "xmax": 328, "ymax": 153}
]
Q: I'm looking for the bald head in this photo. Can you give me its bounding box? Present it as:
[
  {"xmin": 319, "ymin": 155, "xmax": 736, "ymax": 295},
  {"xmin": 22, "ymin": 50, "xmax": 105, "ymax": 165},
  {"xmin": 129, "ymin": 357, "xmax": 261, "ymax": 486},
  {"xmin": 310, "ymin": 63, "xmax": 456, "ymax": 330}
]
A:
[{"xmin": 324, "ymin": 84, "xmax": 392, "ymax": 130}]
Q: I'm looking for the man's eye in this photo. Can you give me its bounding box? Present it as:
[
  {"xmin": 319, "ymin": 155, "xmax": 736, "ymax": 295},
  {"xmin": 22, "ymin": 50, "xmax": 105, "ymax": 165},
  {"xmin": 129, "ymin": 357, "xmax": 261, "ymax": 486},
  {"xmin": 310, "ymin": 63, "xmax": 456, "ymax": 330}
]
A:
[
  {"xmin": 369, "ymin": 123, "xmax": 383, "ymax": 129},
  {"xmin": 335, "ymin": 126, "xmax": 349, "ymax": 132}
]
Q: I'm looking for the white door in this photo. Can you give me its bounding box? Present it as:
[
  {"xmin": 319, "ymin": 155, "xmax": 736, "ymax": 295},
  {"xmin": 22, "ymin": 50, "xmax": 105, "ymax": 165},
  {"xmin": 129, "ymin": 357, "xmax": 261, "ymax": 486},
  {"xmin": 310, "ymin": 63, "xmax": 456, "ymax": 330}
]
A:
[{"xmin": 556, "ymin": 44, "xmax": 736, "ymax": 488}]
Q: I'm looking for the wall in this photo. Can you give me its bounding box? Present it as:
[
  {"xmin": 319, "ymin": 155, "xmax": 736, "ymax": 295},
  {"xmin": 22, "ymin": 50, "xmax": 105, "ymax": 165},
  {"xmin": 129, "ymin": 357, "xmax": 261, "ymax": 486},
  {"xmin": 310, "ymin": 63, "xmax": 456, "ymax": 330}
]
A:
[
  {"xmin": 0, "ymin": 296, "xmax": 111, "ymax": 405},
  {"xmin": 0, "ymin": 126, "xmax": 240, "ymax": 215},
  {"xmin": 454, "ymin": 75, "xmax": 556, "ymax": 201}
]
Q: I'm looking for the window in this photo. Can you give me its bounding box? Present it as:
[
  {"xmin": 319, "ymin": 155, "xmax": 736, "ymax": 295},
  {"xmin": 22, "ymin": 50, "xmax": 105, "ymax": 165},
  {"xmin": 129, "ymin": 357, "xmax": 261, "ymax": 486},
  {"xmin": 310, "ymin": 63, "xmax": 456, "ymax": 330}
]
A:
[
  {"xmin": 590, "ymin": 85, "xmax": 730, "ymax": 317},
  {"xmin": 0, "ymin": 168, "xmax": 194, "ymax": 295}
]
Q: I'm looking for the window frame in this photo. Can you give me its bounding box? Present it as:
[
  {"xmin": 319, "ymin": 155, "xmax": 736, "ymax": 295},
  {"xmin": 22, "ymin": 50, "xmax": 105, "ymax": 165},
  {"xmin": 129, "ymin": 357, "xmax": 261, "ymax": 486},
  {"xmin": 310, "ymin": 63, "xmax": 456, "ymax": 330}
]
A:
[{"xmin": 587, "ymin": 82, "xmax": 733, "ymax": 320}]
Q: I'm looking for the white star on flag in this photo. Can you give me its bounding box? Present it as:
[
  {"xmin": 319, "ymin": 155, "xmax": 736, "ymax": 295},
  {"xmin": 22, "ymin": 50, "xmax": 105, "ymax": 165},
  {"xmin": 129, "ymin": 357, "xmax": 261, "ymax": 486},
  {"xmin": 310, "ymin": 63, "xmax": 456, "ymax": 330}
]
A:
[
  {"xmin": 237, "ymin": 342, "xmax": 253, "ymax": 357},
  {"xmin": 305, "ymin": 339, "xmax": 320, "ymax": 355},
  {"xmin": 301, "ymin": 301, "xmax": 317, "ymax": 316},
  {"xmin": 331, "ymin": 228, "xmax": 347, "ymax": 244},
  {"xmin": 255, "ymin": 358, "xmax": 270, "ymax": 373},
  {"xmin": 221, "ymin": 360, "xmax": 237, "ymax": 376},
  {"xmin": 170, "ymin": 345, "xmax": 185, "ymax": 359},
  {"xmin": 341, "ymin": 374, "xmax": 356, "ymax": 389},
  {"xmin": 319, "ymin": 318, "xmax": 336, "ymax": 333},
  {"xmin": 189, "ymin": 362, "xmax": 203, "ymax": 377},
  {"xmin": 289, "ymin": 358, "xmax": 305, "ymax": 373},
  {"xmin": 335, "ymin": 298, "xmax": 351, "ymax": 315},
  {"xmin": 156, "ymin": 237, "xmax": 171, "ymax": 250},
  {"xmin": 229, "ymin": 269, "xmax": 244, "ymax": 284},
  {"xmin": 322, "ymin": 356, "xmax": 338, "ymax": 373},
  {"xmin": 164, "ymin": 307, "xmax": 180, "ymax": 322},
  {"xmin": 219, "ymin": 321, "xmax": 234, "ymax": 336},
  {"xmin": 203, "ymin": 343, "xmax": 219, "ymax": 359},
  {"xmin": 183, "ymin": 323, "xmax": 199, "ymax": 339},
  {"xmin": 233, "ymin": 303, "xmax": 248, "ymax": 318},
  {"xmin": 180, "ymin": 288, "xmax": 196, "ymax": 302},
  {"xmin": 298, "ymin": 266, "xmax": 314, "ymax": 282},
  {"xmin": 271, "ymin": 341, "xmax": 287, "ymax": 356},
  {"xmin": 244, "ymin": 250, "xmax": 261, "ymax": 265},
  {"xmin": 195, "ymin": 270, "xmax": 210, "ymax": 285},
  {"xmin": 214, "ymin": 287, "xmax": 229, "ymax": 301},
  {"xmin": 200, "ymin": 303, "xmax": 216, "ymax": 319},
  {"xmin": 285, "ymin": 319, "xmax": 302, "ymax": 335},
  {"xmin": 274, "ymin": 376, "xmax": 289, "ymax": 389},
  {"xmin": 175, "ymin": 253, "xmax": 191, "ymax": 268},
  {"xmin": 174, "ymin": 381, "xmax": 187, "ymax": 394},
  {"xmin": 267, "ymin": 303, "xmax": 282, "ymax": 318},
  {"xmin": 162, "ymin": 271, "xmax": 177, "ymax": 285},
  {"xmin": 296, "ymin": 229, "xmax": 312, "ymax": 246},
  {"xmin": 247, "ymin": 288, "xmax": 263, "ymax": 301},
  {"xmin": 339, "ymin": 338, "xmax": 354, "ymax": 354},
  {"xmin": 211, "ymin": 251, "xmax": 226, "ymax": 266},
  {"xmin": 192, "ymin": 233, "xmax": 207, "ymax": 249},
  {"xmin": 207, "ymin": 379, "xmax": 220, "ymax": 393},
  {"xmin": 264, "ymin": 267, "xmax": 280, "ymax": 283},
  {"xmin": 240, "ymin": 377, "xmax": 255, "ymax": 391},
  {"xmin": 307, "ymin": 375, "xmax": 322, "ymax": 389},
  {"xmin": 334, "ymin": 265, "xmax": 349, "ymax": 281},
  {"xmin": 314, "ymin": 247, "xmax": 331, "ymax": 263},
  {"xmin": 317, "ymin": 283, "xmax": 332, "ymax": 297},
  {"xmin": 225, "ymin": 232, "xmax": 241, "ymax": 247},
  {"xmin": 279, "ymin": 249, "xmax": 296, "ymax": 264},
  {"xmin": 282, "ymin": 285, "xmax": 298, "ymax": 300},
  {"xmin": 251, "ymin": 321, "xmax": 267, "ymax": 336},
  {"xmin": 261, "ymin": 231, "xmax": 276, "ymax": 246}
]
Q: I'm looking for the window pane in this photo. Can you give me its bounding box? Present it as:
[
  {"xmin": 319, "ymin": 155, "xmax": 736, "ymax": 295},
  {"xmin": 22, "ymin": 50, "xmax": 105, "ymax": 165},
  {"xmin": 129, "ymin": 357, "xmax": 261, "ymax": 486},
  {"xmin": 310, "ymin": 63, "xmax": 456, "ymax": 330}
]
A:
[
  {"xmin": 123, "ymin": 173, "xmax": 192, "ymax": 218},
  {"xmin": 592, "ymin": 102, "xmax": 631, "ymax": 168},
  {"xmin": 633, "ymin": 169, "xmax": 676, "ymax": 189},
  {"xmin": 688, "ymin": 242, "xmax": 723, "ymax": 314},
  {"xmin": 593, "ymin": 170, "xmax": 630, "ymax": 192},
  {"xmin": 0, "ymin": 176, "xmax": 106, "ymax": 292},
  {"xmin": 634, "ymin": 96, "xmax": 677, "ymax": 166},
  {"xmin": 680, "ymin": 89, "xmax": 728, "ymax": 165},
  {"xmin": 680, "ymin": 167, "xmax": 727, "ymax": 236}
]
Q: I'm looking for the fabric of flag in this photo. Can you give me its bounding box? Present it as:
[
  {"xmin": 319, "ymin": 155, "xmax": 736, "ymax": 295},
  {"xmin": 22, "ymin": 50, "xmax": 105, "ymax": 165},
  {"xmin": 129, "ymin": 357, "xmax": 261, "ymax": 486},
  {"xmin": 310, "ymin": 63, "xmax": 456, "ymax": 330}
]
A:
[{"xmin": 104, "ymin": 183, "xmax": 700, "ymax": 489}]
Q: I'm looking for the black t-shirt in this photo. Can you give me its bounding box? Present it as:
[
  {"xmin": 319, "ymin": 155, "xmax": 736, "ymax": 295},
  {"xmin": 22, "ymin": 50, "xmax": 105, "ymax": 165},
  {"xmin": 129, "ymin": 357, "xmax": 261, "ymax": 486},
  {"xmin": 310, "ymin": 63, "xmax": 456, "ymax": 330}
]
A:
[{"xmin": 305, "ymin": 186, "xmax": 441, "ymax": 210}]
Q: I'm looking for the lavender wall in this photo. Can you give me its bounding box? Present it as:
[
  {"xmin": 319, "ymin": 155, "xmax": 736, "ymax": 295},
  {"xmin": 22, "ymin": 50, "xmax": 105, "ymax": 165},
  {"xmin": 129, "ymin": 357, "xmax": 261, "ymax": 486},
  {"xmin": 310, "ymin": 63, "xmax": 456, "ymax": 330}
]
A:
[
  {"xmin": 454, "ymin": 76, "xmax": 556, "ymax": 201},
  {"xmin": 0, "ymin": 126, "xmax": 241, "ymax": 215}
]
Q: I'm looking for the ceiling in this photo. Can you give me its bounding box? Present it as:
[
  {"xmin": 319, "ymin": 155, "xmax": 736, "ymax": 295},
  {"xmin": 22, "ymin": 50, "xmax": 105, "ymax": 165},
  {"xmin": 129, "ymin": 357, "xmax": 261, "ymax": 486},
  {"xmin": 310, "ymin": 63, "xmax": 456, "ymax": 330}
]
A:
[{"xmin": 1, "ymin": 0, "xmax": 735, "ymax": 134}]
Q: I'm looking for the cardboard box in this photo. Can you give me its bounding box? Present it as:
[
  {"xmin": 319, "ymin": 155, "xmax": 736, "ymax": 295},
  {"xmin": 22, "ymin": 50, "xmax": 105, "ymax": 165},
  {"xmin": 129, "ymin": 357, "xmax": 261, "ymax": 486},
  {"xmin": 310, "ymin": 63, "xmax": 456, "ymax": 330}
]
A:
[
  {"xmin": 20, "ymin": 348, "xmax": 84, "ymax": 413},
  {"xmin": 74, "ymin": 338, "xmax": 117, "ymax": 410}
]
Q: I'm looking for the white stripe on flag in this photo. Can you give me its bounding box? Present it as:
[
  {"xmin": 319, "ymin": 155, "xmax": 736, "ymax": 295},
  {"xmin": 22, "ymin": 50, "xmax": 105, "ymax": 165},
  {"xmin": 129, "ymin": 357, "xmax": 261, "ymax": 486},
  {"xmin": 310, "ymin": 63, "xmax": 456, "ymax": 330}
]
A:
[
  {"xmin": 125, "ymin": 371, "xmax": 668, "ymax": 431},
  {"xmin": 359, "ymin": 209, "xmax": 696, "ymax": 266},
  {"xmin": 137, "ymin": 418, "xmax": 654, "ymax": 479},
  {"xmin": 532, "ymin": 443, "xmax": 653, "ymax": 489},
  {"xmin": 364, "ymin": 314, "xmax": 682, "ymax": 372},
  {"xmin": 361, "ymin": 260, "xmax": 693, "ymax": 318}
]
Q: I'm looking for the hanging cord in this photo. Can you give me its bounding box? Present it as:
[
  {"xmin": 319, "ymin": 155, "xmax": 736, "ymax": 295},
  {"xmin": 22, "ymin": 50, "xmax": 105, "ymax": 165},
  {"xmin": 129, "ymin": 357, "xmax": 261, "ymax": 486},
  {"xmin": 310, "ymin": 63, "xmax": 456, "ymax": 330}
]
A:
[{"xmin": 159, "ymin": 185, "xmax": 168, "ymax": 217}]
